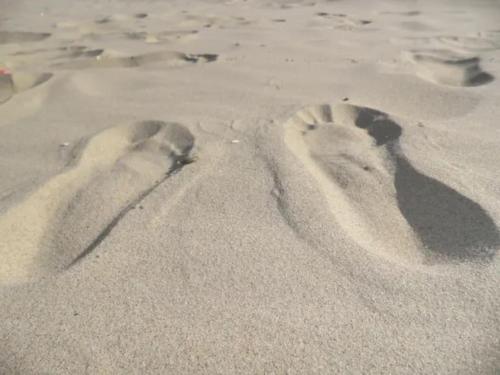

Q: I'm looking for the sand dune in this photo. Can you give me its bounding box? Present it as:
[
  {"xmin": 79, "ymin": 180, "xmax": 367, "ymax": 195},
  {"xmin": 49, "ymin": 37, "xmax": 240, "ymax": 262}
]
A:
[{"xmin": 0, "ymin": 121, "xmax": 195, "ymax": 284}]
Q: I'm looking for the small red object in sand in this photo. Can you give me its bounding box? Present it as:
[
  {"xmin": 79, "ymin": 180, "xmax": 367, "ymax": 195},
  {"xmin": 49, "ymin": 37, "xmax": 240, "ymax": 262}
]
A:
[{"xmin": 0, "ymin": 68, "xmax": 11, "ymax": 75}]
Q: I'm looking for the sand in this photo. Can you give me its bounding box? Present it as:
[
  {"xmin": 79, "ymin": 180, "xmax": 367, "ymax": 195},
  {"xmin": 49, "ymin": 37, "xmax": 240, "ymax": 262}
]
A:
[{"xmin": 0, "ymin": 0, "xmax": 499, "ymax": 373}]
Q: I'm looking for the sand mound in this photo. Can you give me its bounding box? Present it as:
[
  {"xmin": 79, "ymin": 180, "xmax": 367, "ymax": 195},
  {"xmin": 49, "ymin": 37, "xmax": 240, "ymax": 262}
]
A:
[
  {"xmin": 0, "ymin": 121, "xmax": 195, "ymax": 285},
  {"xmin": 285, "ymin": 103, "xmax": 499, "ymax": 265},
  {"xmin": 406, "ymin": 50, "xmax": 494, "ymax": 86}
]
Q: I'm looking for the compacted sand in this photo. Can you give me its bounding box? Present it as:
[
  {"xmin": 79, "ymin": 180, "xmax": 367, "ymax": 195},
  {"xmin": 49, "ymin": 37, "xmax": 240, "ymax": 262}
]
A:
[{"xmin": 1, "ymin": 0, "xmax": 499, "ymax": 373}]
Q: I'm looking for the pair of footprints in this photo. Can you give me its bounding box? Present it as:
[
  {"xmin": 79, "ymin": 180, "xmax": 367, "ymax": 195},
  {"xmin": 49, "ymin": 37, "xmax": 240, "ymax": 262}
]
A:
[{"xmin": 0, "ymin": 103, "xmax": 498, "ymax": 284}]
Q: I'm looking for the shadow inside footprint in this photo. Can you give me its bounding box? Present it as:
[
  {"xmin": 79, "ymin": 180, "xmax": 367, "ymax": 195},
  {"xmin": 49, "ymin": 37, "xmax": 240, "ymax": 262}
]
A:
[
  {"xmin": 394, "ymin": 156, "xmax": 499, "ymax": 262},
  {"xmin": 358, "ymin": 109, "xmax": 500, "ymax": 262},
  {"xmin": 354, "ymin": 108, "xmax": 402, "ymax": 145},
  {"xmin": 468, "ymin": 71, "xmax": 494, "ymax": 86}
]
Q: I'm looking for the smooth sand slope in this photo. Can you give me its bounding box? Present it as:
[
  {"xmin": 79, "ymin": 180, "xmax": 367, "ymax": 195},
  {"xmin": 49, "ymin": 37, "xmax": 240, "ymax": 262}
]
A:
[{"xmin": 0, "ymin": 0, "xmax": 499, "ymax": 373}]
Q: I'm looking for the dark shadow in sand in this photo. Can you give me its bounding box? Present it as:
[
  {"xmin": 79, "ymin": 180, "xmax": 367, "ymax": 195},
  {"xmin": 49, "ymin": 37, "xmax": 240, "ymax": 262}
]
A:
[
  {"xmin": 354, "ymin": 107, "xmax": 402, "ymax": 145},
  {"xmin": 394, "ymin": 156, "xmax": 499, "ymax": 261},
  {"xmin": 30, "ymin": 73, "xmax": 53, "ymax": 88},
  {"xmin": 470, "ymin": 72, "xmax": 494, "ymax": 86},
  {"xmin": 353, "ymin": 107, "xmax": 499, "ymax": 262}
]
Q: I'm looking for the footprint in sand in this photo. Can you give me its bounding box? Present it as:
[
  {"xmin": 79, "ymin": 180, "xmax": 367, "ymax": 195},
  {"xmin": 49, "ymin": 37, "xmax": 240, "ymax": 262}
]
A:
[
  {"xmin": 0, "ymin": 31, "xmax": 51, "ymax": 44},
  {"xmin": 95, "ymin": 13, "xmax": 149, "ymax": 24},
  {"xmin": 0, "ymin": 121, "xmax": 195, "ymax": 285},
  {"xmin": 53, "ymin": 49, "xmax": 217, "ymax": 69},
  {"xmin": 285, "ymin": 103, "xmax": 499, "ymax": 265},
  {"xmin": 0, "ymin": 71, "xmax": 53, "ymax": 104},
  {"xmin": 177, "ymin": 14, "xmax": 253, "ymax": 29},
  {"xmin": 124, "ymin": 30, "xmax": 199, "ymax": 44},
  {"xmin": 314, "ymin": 12, "xmax": 372, "ymax": 30},
  {"xmin": 405, "ymin": 50, "xmax": 494, "ymax": 87}
]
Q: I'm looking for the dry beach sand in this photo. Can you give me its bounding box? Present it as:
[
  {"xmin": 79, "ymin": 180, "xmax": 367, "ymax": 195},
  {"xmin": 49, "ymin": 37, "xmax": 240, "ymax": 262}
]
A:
[{"xmin": 1, "ymin": 0, "xmax": 500, "ymax": 373}]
